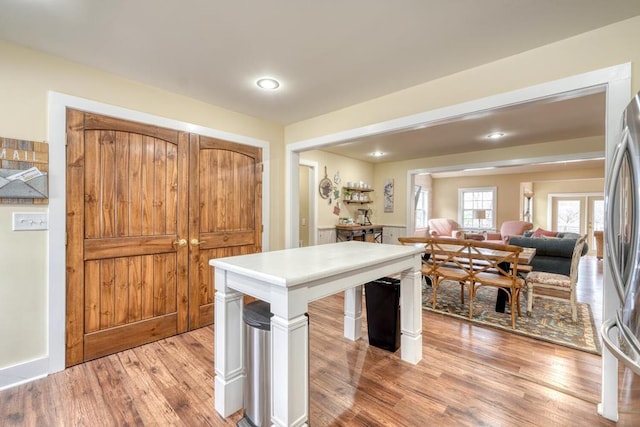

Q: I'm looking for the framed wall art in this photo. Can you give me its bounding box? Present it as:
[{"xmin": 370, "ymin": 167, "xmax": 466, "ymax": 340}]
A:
[{"xmin": 384, "ymin": 178, "xmax": 394, "ymax": 212}]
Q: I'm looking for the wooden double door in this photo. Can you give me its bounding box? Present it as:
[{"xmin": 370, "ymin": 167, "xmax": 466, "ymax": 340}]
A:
[{"xmin": 65, "ymin": 109, "xmax": 262, "ymax": 366}]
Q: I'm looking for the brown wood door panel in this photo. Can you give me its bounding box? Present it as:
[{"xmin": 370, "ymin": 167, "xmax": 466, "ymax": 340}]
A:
[
  {"xmin": 82, "ymin": 112, "xmax": 180, "ymax": 144},
  {"xmin": 188, "ymin": 135, "xmax": 262, "ymax": 329},
  {"xmin": 199, "ymin": 306, "xmax": 214, "ymax": 326},
  {"xmin": 66, "ymin": 109, "xmax": 189, "ymax": 367},
  {"xmin": 193, "ymin": 245, "xmax": 257, "ymax": 328},
  {"xmin": 84, "ymin": 253, "xmax": 178, "ymax": 332},
  {"xmin": 197, "ymin": 231, "xmax": 256, "ymax": 249},
  {"xmin": 83, "ymin": 314, "xmax": 178, "ymax": 361},
  {"xmin": 66, "ymin": 109, "xmax": 88, "ymax": 366},
  {"xmin": 83, "ymin": 130, "xmax": 180, "ymax": 238},
  {"xmin": 84, "ymin": 236, "xmax": 178, "ymax": 260}
]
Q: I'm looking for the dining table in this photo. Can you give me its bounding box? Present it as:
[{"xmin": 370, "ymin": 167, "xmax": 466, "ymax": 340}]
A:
[
  {"xmin": 209, "ymin": 241, "xmax": 424, "ymax": 426},
  {"xmin": 424, "ymin": 241, "xmax": 536, "ymax": 266}
]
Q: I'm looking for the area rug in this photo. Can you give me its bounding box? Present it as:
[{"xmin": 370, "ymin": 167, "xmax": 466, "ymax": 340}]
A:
[{"xmin": 422, "ymin": 280, "xmax": 601, "ymax": 354}]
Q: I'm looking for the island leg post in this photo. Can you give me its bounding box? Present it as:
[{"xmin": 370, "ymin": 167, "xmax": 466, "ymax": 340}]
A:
[
  {"xmin": 270, "ymin": 309, "xmax": 309, "ymax": 427},
  {"xmin": 214, "ymin": 269, "xmax": 245, "ymax": 417},
  {"xmin": 400, "ymin": 258, "xmax": 423, "ymax": 364},
  {"xmin": 343, "ymin": 285, "xmax": 363, "ymax": 340}
]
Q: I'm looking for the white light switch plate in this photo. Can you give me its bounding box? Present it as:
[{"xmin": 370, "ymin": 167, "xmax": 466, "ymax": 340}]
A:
[{"xmin": 13, "ymin": 212, "xmax": 49, "ymax": 231}]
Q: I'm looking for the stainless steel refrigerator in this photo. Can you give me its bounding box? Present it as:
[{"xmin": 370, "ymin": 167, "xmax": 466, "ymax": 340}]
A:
[{"xmin": 601, "ymin": 91, "xmax": 640, "ymax": 421}]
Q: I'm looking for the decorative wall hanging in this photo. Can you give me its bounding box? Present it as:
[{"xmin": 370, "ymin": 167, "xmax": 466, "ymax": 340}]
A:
[
  {"xmin": 319, "ymin": 166, "xmax": 333, "ymax": 199},
  {"xmin": 333, "ymin": 170, "xmax": 341, "ymax": 185},
  {"xmin": 384, "ymin": 178, "xmax": 394, "ymax": 212},
  {"xmin": 0, "ymin": 138, "xmax": 49, "ymax": 204},
  {"xmin": 333, "ymin": 202, "xmax": 341, "ymax": 216}
]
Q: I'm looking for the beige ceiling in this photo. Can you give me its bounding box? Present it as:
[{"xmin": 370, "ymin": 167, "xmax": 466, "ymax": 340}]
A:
[
  {"xmin": 0, "ymin": 1, "xmax": 635, "ymax": 174},
  {"xmin": 323, "ymin": 91, "xmax": 607, "ymax": 164},
  {"xmin": 1, "ymin": 0, "xmax": 639, "ymax": 128}
]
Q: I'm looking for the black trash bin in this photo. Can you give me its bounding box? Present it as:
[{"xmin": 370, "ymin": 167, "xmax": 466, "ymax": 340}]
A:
[{"xmin": 365, "ymin": 277, "xmax": 401, "ymax": 352}]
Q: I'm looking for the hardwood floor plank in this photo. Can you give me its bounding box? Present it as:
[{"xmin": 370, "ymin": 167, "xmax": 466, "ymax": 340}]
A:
[
  {"xmin": 91, "ymin": 356, "xmax": 146, "ymax": 425},
  {"xmin": 0, "ymin": 256, "xmax": 628, "ymax": 426}
]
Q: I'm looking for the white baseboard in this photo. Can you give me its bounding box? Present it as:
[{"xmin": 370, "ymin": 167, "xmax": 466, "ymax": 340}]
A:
[{"xmin": 0, "ymin": 357, "xmax": 48, "ymax": 391}]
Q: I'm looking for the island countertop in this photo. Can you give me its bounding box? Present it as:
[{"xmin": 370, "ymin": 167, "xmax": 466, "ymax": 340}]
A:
[{"xmin": 209, "ymin": 240, "xmax": 421, "ymax": 288}]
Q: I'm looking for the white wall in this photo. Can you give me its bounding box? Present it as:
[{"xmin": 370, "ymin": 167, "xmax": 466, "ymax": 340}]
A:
[{"xmin": 0, "ymin": 207, "xmax": 47, "ymax": 364}]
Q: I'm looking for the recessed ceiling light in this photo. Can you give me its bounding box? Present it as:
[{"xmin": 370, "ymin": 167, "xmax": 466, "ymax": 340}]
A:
[
  {"xmin": 370, "ymin": 151, "xmax": 385, "ymax": 157},
  {"xmin": 486, "ymin": 132, "xmax": 505, "ymax": 140},
  {"xmin": 256, "ymin": 77, "xmax": 280, "ymax": 90}
]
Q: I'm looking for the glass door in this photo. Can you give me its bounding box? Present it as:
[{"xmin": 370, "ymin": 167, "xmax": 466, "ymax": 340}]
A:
[{"xmin": 551, "ymin": 194, "xmax": 604, "ymax": 255}]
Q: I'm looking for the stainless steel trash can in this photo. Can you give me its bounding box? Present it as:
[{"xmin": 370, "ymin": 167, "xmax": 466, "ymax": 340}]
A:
[{"xmin": 238, "ymin": 300, "xmax": 272, "ymax": 427}]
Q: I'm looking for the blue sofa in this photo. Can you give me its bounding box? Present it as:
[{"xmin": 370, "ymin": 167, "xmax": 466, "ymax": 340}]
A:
[{"xmin": 508, "ymin": 232, "xmax": 588, "ymax": 276}]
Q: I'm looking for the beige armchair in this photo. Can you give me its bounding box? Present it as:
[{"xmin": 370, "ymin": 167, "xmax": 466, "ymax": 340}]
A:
[
  {"xmin": 483, "ymin": 220, "xmax": 533, "ymax": 244},
  {"xmin": 427, "ymin": 218, "xmax": 464, "ymax": 239}
]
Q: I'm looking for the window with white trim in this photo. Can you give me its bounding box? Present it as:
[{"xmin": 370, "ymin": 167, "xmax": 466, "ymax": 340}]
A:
[{"xmin": 458, "ymin": 187, "xmax": 496, "ymax": 230}]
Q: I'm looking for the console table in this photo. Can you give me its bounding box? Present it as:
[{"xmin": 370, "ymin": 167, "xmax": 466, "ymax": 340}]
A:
[
  {"xmin": 210, "ymin": 241, "xmax": 423, "ymax": 426},
  {"xmin": 335, "ymin": 224, "xmax": 383, "ymax": 243}
]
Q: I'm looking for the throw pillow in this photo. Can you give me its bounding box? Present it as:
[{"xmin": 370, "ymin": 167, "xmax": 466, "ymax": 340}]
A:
[{"xmin": 532, "ymin": 227, "xmax": 557, "ymax": 238}]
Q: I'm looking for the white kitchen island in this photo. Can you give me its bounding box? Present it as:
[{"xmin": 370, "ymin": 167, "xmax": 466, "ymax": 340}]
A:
[{"xmin": 210, "ymin": 241, "xmax": 424, "ymax": 427}]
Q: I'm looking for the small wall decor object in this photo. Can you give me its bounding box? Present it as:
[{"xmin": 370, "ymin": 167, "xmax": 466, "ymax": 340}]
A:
[
  {"xmin": 0, "ymin": 138, "xmax": 49, "ymax": 204},
  {"xmin": 384, "ymin": 179, "xmax": 394, "ymax": 212},
  {"xmin": 0, "ymin": 167, "xmax": 48, "ymax": 198}
]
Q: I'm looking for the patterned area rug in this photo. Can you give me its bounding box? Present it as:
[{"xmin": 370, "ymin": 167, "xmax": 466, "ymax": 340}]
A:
[{"xmin": 422, "ymin": 280, "xmax": 601, "ymax": 354}]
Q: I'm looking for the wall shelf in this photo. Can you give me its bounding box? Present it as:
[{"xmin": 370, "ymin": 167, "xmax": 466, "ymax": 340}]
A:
[
  {"xmin": 343, "ymin": 186, "xmax": 373, "ymax": 192},
  {"xmin": 343, "ymin": 186, "xmax": 374, "ymax": 204}
]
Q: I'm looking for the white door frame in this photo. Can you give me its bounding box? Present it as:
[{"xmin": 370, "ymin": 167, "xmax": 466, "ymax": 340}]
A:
[
  {"xmin": 548, "ymin": 192, "xmax": 604, "ymax": 254},
  {"xmin": 47, "ymin": 92, "xmax": 270, "ymax": 375}
]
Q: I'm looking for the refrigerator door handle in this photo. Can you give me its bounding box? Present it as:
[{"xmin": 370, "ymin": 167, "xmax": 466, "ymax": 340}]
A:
[
  {"xmin": 605, "ymin": 128, "xmax": 630, "ymax": 302},
  {"xmin": 601, "ymin": 317, "xmax": 640, "ymax": 376}
]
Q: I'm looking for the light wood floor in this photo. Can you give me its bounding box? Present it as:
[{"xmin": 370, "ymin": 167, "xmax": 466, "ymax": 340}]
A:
[{"xmin": 1, "ymin": 256, "xmax": 639, "ymax": 426}]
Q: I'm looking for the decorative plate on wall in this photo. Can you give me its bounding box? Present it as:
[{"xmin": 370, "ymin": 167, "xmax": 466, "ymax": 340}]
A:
[{"xmin": 319, "ymin": 166, "xmax": 333, "ymax": 199}]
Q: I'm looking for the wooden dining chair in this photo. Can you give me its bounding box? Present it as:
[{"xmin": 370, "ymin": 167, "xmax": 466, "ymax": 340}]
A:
[
  {"xmin": 525, "ymin": 235, "xmax": 586, "ymax": 321},
  {"xmin": 398, "ymin": 237, "xmax": 471, "ymax": 309},
  {"xmin": 466, "ymin": 240, "xmax": 526, "ymax": 329}
]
